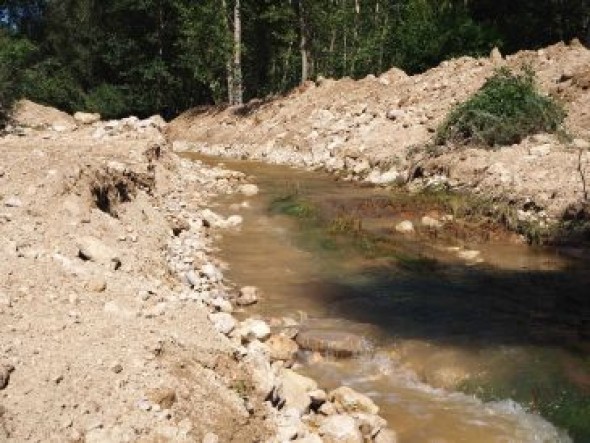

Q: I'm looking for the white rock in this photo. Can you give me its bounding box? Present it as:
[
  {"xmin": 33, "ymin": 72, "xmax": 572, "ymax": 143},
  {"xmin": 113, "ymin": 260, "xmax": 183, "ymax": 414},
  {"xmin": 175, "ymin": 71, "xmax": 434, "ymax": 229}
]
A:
[
  {"xmin": 386, "ymin": 109, "xmax": 405, "ymax": 121},
  {"xmin": 208, "ymin": 312, "xmax": 236, "ymax": 335},
  {"xmin": 202, "ymin": 432, "xmax": 219, "ymax": 443},
  {"xmin": 74, "ymin": 112, "xmax": 101, "ymax": 125},
  {"xmin": 4, "ymin": 196, "xmax": 23, "ymax": 208},
  {"xmin": 319, "ymin": 415, "xmax": 363, "ymax": 443},
  {"xmin": 395, "ymin": 220, "xmax": 414, "ymax": 234},
  {"xmin": 77, "ymin": 236, "xmax": 121, "ymax": 269},
  {"xmin": 375, "ymin": 428, "xmax": 398, "ymax": 443},
  {"xmin": 210, "ymin": 297, "xmax": 233, "ymax": 313},
  {"xmin": 226, "ymin": 215, "xmax": 243, "ymax": 227},
  {"xmin": 275, "ymin": 368, "xmax": 318, "ymax": 415},
  {"xmin": 366, "ymin": 168, "xmax": 399, "ymax": 185},
  {"xmin": 201, "ymin": 263, "xmax": 222, "ymax": 282},
  {"xmin": 238, "ymin": 318, "xmax": 271, "ymax": 342},
  {"xmin": 239, "ymin": 184, "xmax": 259, "ymax": 196},
  {"xmin": 329, "ymin": 386, "xmax": 379, "ymax": 415}
]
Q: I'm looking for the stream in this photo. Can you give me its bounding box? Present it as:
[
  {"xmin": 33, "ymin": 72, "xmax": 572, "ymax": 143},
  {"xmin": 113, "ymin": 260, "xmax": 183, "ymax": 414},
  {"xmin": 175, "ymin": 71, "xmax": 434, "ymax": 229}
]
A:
[{"xmin": 190, "ymin": 154, "xmax": 590, "ymax": 443}]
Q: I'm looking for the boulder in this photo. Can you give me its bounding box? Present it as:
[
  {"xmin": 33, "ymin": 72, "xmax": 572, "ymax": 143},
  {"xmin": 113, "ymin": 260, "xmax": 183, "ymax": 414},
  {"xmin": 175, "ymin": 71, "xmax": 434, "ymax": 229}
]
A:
[
  {"xmin": 267, "ymin": 334, "xmax": 299, "ymax": 362},
  {"xmin": 395, "ymin": 220, "xmax": 414, "ymax": 234},
  {"xmin": 236, "ymin": 286, "xmax": 259, "ymax": 306},
  {"xmin": 275, "ymin": 369, "xmax": 318, "ymax": 415},
  {"xmin": 238, "ymin": 318, "xmax": 271, "ymax": 342},
  {"xmin": 319, "ymin": 415, "xmax": 363, "ymax": 443},
  {"xmin": 77, "ymin": 236, "xmax": 121, "ymax": 270},
  {"xmin": 208, "ymin": 312, "xmax": 236, "ymax": 335},
  {"xmin": 296, "ymin": 330, "xmax": 368, "ymax": 357},
  {"xmin": 244, "ymin": 340, "xmax": 275, "ymax": 397},
  {"xmin": 74, "ymin": 112, "xmax": 101, "ymax": 125},
  {"xmin": 329, "ymin": 386, "xmax": 379, "ymax": 415},
  {"xmin": 375, "ymin": 428, "xmax": 398, "ymax": 443}
]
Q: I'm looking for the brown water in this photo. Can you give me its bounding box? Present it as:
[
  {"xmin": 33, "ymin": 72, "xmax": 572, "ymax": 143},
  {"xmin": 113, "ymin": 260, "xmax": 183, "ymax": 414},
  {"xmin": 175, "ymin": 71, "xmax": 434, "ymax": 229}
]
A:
[{"xmin": 189, "ymin": 155, "xmax": 590, "ymax": 443}]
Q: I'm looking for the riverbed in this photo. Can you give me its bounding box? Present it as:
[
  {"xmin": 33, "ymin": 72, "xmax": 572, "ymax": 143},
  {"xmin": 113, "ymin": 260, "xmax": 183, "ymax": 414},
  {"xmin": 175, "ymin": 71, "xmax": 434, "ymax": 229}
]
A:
[{"xmin": 190, "ymin": 154, "xmax": 590, "ymax": 442}]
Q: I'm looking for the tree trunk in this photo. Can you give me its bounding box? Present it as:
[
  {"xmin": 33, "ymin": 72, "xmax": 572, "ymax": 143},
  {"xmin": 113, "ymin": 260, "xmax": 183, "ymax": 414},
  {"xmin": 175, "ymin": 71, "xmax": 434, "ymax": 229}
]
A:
[
  {"xmin": 221, "ymin": 0, "xmax": 234, "ymax": 104},
  {"xmin": 298, "ymin": 0, "xmax": 310, "ymax": 83},
  {"xmin": 233, "ymin": 0, "xmax": 243, "ymax": 105}
]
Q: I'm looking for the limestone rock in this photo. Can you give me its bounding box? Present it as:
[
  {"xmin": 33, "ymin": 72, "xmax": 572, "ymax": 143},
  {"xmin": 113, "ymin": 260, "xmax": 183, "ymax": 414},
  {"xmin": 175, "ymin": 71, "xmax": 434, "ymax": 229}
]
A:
[
  {"xmin": 208, "ymin": 312, "xmax": 236, "ymax": 335},
  {"xmin": 319, "ymin": 415, "xmax": 363, "ymax": 443},
  {"xmin": 77, "ymin": 236, "xmax": 121, "ymax": 269},
  {"xmin": 267, "ymin": 334, "xmax": 299, "ymax": 362},
  {"xmin": 275, "ymin": 369, "xmax": 318, "ymax": 415},
  {"xmin": 329, "ymin": 386, "xmax": 379, "ymax": 415},
  {"xmin": 74, "ymin": 112, "xmax": 101, "ymax": 125},
  {"xmin": 395, "ymin": 220, "xmax": 414, "ymax": 234},
  {"xmin": 239, "ymin": 184, "xmax": 259, "ymax": 196},
  {"xmin": 375, "ymin": 428, "xmax": 398, "ymax": 443},
  {"xmin": 296, "ymin": 330, "xmax": 368, "ymax": 357},
  {"xmin": 238, "ymin": 318, "xmax": 271, "ymax": 342}
]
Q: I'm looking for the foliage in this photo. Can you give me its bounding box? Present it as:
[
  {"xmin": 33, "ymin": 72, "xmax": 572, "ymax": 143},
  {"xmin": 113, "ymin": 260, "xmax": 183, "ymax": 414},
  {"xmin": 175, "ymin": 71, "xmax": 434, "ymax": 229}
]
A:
[
  {"xmin": 436, "ymin": 67, "xmax": 566, "ymax": 147},
  {"xmin": 1, "ymin": 0, "xmax": 589, "ymax": 118},
  {"xmin": 0, "ymin": 29, "xmax": 36, "ymax": 126}
]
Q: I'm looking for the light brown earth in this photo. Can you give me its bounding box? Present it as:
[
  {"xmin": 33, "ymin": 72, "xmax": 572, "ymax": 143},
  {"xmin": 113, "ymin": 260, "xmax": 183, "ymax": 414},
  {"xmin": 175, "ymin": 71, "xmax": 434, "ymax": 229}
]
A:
[
  {"xmin": 168, "ymin": 41, "xmax": 590, "ymax": 228},
  {"xmin": 0, "ymin": 108, "xmax": 273, "ymax": 442}
]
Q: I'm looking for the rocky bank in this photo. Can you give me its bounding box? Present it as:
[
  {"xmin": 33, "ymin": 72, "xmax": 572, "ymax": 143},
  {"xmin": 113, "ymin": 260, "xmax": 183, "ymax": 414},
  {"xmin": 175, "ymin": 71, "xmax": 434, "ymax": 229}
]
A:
[
  {"xmin": 1, "ymin": 102, "xmax": 395, "ymax": 442},
  {"xmin": 168, "ymin": 41, "xmax": 590, "ymax": 238}
]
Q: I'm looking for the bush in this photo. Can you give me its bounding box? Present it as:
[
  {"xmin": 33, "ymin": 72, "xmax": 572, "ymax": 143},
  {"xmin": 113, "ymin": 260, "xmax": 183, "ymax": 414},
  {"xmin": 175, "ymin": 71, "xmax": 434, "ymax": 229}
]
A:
[
  {"xmin": 85, "ymin": 84, "xmax": 129, "ymax": 119},
  {"xmin": 0, "ymin": 31, "xmax": 36, "ymax": 127},
  {"xmin": 436, "ymin": 67, "xmax": 566, "ymax": 147}
]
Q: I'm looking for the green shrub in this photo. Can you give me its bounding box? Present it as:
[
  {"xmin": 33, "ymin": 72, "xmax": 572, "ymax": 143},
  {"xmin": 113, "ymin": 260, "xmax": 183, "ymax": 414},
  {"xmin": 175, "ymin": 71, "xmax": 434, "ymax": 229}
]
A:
[
  {"xmin": 0, "ymin": 31, "xmax": 36, "ymax": 127},
  {"xmin": 436, "ymin": 67, "xmax": 566, "ymax": 147},
  {"xmin": 85, "ymin": 84, "xmax": 129, "ymax": 119}
]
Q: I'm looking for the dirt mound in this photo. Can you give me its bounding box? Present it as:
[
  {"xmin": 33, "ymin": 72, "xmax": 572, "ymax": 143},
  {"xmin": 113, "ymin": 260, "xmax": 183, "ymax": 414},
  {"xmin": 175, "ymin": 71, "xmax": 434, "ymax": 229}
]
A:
[
  {"xmin": 11, "ymin": 99, "xmax": 76, "ymax": 130},
  {"xmin": 169, "ymin": 41, "xmax": 590, "ymax": 228}
]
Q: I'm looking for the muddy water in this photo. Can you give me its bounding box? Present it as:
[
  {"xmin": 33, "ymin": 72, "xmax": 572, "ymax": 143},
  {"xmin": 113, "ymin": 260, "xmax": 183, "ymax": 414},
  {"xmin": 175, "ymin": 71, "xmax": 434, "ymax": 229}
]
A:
[{"xmin": 190, "ymin": 155, "xmax": 590, "ymax": 442}]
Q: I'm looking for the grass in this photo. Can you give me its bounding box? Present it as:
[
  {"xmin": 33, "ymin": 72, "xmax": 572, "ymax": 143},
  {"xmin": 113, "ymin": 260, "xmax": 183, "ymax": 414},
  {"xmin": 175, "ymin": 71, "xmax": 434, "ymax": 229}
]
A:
[{"xmin": 436, "ymin": 67, "xmax": 566, "ymax": 147}]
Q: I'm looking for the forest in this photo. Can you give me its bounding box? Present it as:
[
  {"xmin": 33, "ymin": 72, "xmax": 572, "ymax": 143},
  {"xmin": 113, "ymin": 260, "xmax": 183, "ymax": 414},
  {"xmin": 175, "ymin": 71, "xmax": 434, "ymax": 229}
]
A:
[{"xmin": 1, "ymin": 0, "xmax": 589, "ymax": 120}]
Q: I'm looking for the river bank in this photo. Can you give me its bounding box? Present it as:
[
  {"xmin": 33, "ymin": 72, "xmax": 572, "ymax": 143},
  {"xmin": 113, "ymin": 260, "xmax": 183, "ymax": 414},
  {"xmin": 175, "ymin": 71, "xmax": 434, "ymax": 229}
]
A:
[
  {"xmin": 168, "ymin": 41, "xmax": 590, "ymax": 245},
  {"xmin": 0, "ymin": 102, "xmax": 394, "ymax": 442}
]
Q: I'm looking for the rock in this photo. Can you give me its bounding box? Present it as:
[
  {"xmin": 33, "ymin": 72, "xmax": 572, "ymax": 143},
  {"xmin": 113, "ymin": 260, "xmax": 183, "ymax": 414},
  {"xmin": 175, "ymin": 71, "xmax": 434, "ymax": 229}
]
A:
[
  {"xmin": 238, "ymin": 318, "xmax": 271, "ymax": 342},
  {"xmin": 319, "ymin": 415, "xmax": 363, "ymax": 443},
  {"xmin": 236, "ymin": 286, "xmax": 259, "ymax": 306},
  {"xmin": 456, "ymin": 249, "xmax": 483, "ymax": 263},
  {"xmin": 294, "ymin": 433, "xmax": 322, "ymax": 443},
  {"xmin": 530, "ymin": 144, "xmax": 551, "ymax": 157},
  {"xmin": 267, "ymin": 334, "xmax": 299, "ymax": 362},
  {"xmin": 226, "ymin": 215, "xmax": 243, "ymax": 227},
  {"xmin": 275, "ymin": 368, "xmax": 318, "ymax": 415},
  {"xmin": 77, "ymin": 236, "xmax": 121, "ymax": 270},
  {"xmin": 185, "ymin": 270, "xmax": 201, "ymax": 287},
  {"xmin": 209, "ymin": 312, "xmax": 236, "ymax": 335},
  {"xmin": 395, "ymin": 220, "xmax": 414, "ymax": 234},
  {"xmin": 276, "ymin": 408, "xmax": 304, "ymax": 441},
  {"xmin": 296, "ymin": 330, "xmax": 368, "ymax": 357},
  {"xmin": 421, "ymin": 216, "xmax": 442, "ymax": 229},
  {"xmin": 353, "ymin": 413, "xmax": 387, "ymax": 438},
  {"xmin": 386, "ymin": 109, "xmax": 405, "ymax": 121},
  {"xmin": 200, "ymin": 263, "xmax": 222, "ymax": 282},
  {"xmin": 366, "ymin": 168, "xmax": 399, "ymax": 185},
  {"xmin": 318, "ymin": 402, "xmax": 337, "ymax": 416},
  {"xmin": 4, "ymin": 196, "xmax": 22, "ymax": 208},
  {"xmin": 375, "ymin": 428, "xmax": 398, "ymax": 443},
  {"xmin": 74, "ymin": 112, "xmax": 101, "ymax": 125},
  {"xmin": 0, "ymin": 363, "xmax": 15, "ymax": 389},
  {"xmin": 239, "ymin": 184, "xmax": 259, "ymax": 196},
  {"xmin": 202, "ymin": 432, "xmax": 219, "ymax": 443},
  {"xmin": 329, "ymin": 386, "xmax": 379, "ymax": 415},
  {"xmin": 86, "ymin": 277, "xmax": 107, "ymax": 293},
  {"xmin": 244, "ymin": 340, "xmax": 275, "ymax": 397},
  {"xmin": 308, "ymin": 389, "xmax": 327, "ymax": 407},
  {"xmin": 210, "ymin": 297, "xmax": 233, "ymax": 313}
]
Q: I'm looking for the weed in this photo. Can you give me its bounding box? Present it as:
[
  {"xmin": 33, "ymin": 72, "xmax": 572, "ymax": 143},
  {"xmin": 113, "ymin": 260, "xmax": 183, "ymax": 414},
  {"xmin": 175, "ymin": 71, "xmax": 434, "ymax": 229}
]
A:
[{"xmin": 436, "ymin": 67, "xmax": 566, "ymax": 147}]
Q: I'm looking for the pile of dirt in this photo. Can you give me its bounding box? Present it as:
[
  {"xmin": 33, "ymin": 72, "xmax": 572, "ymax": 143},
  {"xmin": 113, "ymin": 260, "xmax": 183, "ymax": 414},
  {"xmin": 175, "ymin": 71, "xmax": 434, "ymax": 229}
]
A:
[{"xmin": 168, "ymin": 41, "xmax": 590, "ymax": 229}]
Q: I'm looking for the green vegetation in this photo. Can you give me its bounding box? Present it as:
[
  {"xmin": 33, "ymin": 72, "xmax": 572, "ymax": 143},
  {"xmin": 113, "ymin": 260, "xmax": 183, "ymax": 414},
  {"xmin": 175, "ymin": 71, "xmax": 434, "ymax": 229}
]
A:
[
  {"xmin": 1, "ymin": 1, "xmax": 588, "ymax": 119},
  {"xmin": 436, "ymin": 68, "xmax": 566, "ymax": 147}
]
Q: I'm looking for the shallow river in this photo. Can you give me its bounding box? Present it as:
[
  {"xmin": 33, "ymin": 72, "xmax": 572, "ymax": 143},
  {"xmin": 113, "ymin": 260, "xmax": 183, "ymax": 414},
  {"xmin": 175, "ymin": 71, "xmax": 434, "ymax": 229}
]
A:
[{"xmin": 190, "ymin": 155, "xmax": 590, "ymax": 443}]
